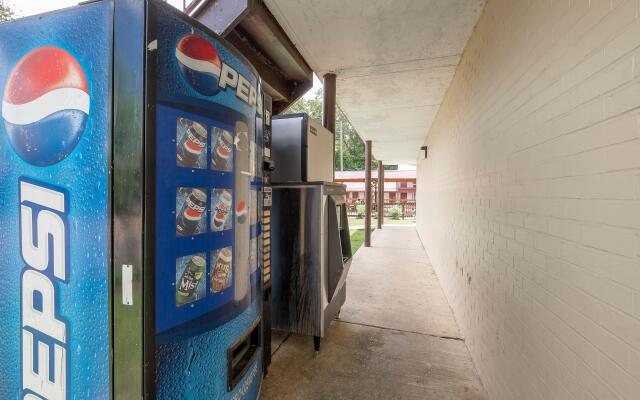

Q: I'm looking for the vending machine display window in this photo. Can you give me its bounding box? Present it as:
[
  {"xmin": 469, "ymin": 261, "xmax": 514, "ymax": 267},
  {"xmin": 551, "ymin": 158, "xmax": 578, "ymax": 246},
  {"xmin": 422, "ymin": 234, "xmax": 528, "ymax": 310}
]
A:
[{"xmin": 154, "ymin": 106, "xmax": 246, "ymax": 336}]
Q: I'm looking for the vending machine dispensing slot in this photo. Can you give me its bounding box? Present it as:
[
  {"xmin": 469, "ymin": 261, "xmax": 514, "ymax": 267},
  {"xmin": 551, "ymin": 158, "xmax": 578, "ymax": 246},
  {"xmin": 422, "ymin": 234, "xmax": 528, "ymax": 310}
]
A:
[{"xmin": 228, "ymin": 319, "xmax": 262, "ymax": 391}]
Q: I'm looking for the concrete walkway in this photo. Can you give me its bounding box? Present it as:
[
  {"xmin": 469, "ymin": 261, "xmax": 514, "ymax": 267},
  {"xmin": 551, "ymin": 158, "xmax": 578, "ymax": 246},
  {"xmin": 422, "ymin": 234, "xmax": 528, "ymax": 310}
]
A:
[{"xmin": 261, "ymin": 226, "xmax": 486, "ymax": 400}]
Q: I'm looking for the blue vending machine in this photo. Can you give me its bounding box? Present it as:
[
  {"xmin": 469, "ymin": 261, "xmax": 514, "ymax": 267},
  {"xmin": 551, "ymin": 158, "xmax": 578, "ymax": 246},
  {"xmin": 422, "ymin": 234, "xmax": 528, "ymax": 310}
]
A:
[{"xmin": 0, "ymin": 1, "xmax": 265, "ymax": 399}]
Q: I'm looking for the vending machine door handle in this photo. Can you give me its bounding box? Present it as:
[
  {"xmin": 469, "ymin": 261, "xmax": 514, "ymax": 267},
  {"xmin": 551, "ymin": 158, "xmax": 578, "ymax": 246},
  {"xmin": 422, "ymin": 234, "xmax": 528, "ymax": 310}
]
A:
[{"xmin": 122, "ymin": 264, "xmax": 133, "ymax": 306}]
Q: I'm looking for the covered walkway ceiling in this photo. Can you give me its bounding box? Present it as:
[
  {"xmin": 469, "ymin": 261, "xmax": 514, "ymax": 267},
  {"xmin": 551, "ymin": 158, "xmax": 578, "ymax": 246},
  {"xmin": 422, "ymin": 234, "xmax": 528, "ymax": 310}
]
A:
[{"xmin": 264, "ymin": 0, "xmax": 485, "ymax": 164}]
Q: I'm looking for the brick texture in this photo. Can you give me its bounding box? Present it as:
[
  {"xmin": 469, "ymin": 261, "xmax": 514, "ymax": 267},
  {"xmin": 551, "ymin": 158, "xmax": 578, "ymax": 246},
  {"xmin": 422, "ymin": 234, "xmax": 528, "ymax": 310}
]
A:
[{"xmin": 416, "ymin": 0, "xmax": 640, "ymax": 399}]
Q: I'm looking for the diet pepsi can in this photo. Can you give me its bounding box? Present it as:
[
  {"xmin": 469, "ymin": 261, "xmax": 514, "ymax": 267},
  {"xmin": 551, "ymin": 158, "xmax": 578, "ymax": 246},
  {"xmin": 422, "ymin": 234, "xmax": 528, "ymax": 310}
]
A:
[{"xmin": 212, "ymin": 189, "xmax": 232, "ymax": 231}]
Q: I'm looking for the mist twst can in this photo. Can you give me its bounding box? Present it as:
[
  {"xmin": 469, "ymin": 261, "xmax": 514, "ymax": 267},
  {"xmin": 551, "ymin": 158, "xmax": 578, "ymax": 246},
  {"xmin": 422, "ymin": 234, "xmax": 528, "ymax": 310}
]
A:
[{"xmin": 176, "ymin": 255, "xmax": 206, "ymax": 305}]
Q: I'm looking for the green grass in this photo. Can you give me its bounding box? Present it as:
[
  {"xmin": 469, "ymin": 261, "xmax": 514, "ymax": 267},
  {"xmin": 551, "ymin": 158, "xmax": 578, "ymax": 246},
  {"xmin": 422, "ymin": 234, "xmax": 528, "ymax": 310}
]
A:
[{"xmin": 350, "ymin": 229, "xmax": 365, "ymax": 254}]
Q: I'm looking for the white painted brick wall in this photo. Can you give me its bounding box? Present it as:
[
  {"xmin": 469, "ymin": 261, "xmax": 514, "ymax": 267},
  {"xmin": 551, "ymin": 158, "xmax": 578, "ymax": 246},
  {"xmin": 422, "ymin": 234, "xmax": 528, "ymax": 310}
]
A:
[{"xmin": 416, "ymin": 0, "xmax": 640, "ymax": 398}]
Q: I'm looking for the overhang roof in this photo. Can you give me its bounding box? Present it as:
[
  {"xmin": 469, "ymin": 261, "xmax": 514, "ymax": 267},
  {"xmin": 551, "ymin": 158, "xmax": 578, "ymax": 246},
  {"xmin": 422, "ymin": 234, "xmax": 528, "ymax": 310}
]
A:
[
  {"xmin": 188, "ymin": 0, "xmax": 314, "ymax": 114},
  {"xmin": 264, "ymin": 0, "xmax": 485, "ymax": 164}
]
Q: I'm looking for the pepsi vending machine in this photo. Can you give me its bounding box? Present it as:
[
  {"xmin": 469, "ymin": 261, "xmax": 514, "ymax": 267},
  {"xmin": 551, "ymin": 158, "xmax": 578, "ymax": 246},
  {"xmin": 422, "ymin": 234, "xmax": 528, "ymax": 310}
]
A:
[{"xmin": 0, "ymin": 1, "xmax": 264, "ymax": 399}]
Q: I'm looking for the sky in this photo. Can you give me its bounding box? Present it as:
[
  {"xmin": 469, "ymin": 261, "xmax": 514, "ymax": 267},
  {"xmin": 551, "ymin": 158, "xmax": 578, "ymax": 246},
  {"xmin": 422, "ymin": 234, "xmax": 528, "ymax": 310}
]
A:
[
  {"xmin": 304, "ymin": 74, "xmax": 322, "ymax": 99},
  {"xmin": 3, "ymin": 0, "xmax": 185, "ymax": 17}
]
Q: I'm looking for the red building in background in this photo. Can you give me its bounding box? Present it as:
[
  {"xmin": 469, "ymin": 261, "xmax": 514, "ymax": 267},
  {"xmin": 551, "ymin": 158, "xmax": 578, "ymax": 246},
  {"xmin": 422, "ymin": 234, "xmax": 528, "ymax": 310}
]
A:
[{"xmin": 334, "ymin": 169, "xmax": 416, "ymax": 202}]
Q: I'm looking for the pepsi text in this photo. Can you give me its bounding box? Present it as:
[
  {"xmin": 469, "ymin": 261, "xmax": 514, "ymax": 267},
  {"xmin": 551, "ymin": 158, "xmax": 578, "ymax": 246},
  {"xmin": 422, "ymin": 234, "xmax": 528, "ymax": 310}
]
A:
[
  {"xmin": 218, "ymin": 62, "xmax": 258, "ymax": 107},
  {"xmin": 20, "ymin": 178, "xmax": 69, "ymax": 400}
]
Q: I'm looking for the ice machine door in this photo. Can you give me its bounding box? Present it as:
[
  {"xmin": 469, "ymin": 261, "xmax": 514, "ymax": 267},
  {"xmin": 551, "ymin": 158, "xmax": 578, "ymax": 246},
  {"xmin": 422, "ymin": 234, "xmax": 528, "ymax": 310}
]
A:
[{"xmin": 327, "ymin": 193, "xmax": 351, "ymax": 302}]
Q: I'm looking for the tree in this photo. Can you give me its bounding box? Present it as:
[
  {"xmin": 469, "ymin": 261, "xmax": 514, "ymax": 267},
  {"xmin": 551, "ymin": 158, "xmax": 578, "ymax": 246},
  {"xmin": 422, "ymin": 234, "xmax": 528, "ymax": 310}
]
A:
[
  {"xmin": 284, "ymin": 88, "xmax": 397, "ymax": 171},
  {"xmin": 0, "ymin": 3, "xmax": 14, "ymax": 22},
  {"xmin": 286, "ymin": 88, "xmax": 323, "ymax": 121}
]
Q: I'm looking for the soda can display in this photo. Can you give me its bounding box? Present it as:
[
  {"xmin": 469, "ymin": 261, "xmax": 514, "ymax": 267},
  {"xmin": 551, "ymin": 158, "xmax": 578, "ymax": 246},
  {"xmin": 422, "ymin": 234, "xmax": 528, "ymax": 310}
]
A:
[
  {"xmin": 176, "ymin": 188, "xmax": 207, "ymax": 236},
  {"xmin": 176, "ymin": 117, "xmax": 207, "ymax": 168},
  {"xmin": 176, "ymin": 254, "xmax": 206, "ymax": 306},
  {"xmin": 212, "ymin": 127, "xmax": 233, "ymax": 171},
  {"xmin": 211, "ymin": 247, "xmax": 232, "ymax": 293},
  {"xmin": 211, "ymin": 188, "xmax": 232, "ymax": 231}
]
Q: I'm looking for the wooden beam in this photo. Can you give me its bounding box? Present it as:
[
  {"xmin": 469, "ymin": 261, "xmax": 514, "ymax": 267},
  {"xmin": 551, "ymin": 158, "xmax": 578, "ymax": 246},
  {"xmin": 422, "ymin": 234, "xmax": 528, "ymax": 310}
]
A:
[
  {"xmin": 240, "ymin": 2, "xmax": 312, "ymax": 81},
  {"xmin": 323, "ymin": 73, "xmax": 337, "ymax": 181},
  {"xmin": 377, "ymin": 162, "xmax": 384, "ymax": 229},
  {"xmin": 323, "ymin": 74, "xmax": 337, "ymax": 133},
  {"xmin": 364, "ymin": 140, "xmax": 372, "ymax": 247}
]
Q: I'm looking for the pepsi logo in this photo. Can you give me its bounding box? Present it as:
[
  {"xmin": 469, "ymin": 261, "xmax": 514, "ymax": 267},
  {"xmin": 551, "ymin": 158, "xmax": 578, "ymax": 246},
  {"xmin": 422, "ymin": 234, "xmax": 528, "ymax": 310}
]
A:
[
  {"xmin": 175, "ymin": 34, "xmax": 258, "ymax": 106},
  {"xmin": 176, "ymin": 34, "xmax": 222, "ymax": 96},
  {"xmin": 2, "ymin": 46, "xmax": 89, "ymax": 167}
]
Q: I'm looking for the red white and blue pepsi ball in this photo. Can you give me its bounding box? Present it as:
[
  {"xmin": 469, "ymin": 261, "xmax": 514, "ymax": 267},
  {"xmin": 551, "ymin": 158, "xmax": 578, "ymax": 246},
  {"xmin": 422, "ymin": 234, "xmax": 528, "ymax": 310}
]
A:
[
  {"xmin": 2, "ymin": 46, "xmax": 89, "ymax": 166},
  {"xmin": 236, "ymin": 201, "xmax": 247, "ymax": 224},
  {"xmin": 176, "ymin": 34, "xmax": 222, "ymax": 96}
]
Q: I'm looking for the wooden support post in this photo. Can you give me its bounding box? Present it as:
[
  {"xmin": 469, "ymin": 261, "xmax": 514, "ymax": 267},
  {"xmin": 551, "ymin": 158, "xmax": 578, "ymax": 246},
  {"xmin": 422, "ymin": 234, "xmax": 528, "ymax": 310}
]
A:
[
  {"xmin": 377, "ymin": 162, "xmax": 384, "ymax": 229},
  {"xmin": 323, "ymin": 73, "xmax": 336, "ymax": 181},
  {"xmin": 364, "ymin": 140, "xmax": 372, "ymax": 247},
  {"xmin": 322, "ymin": 73, "xmax": 336, "ymax": 133}
]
